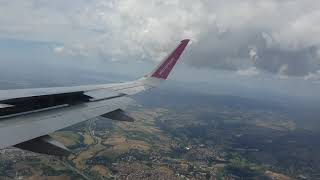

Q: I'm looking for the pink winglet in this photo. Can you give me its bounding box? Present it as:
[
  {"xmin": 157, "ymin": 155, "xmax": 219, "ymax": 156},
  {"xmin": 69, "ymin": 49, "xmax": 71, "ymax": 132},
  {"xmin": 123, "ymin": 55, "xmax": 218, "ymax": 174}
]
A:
[{"xmin": 151, "ymin": 39, "xmax": 190, "ymax": 79}]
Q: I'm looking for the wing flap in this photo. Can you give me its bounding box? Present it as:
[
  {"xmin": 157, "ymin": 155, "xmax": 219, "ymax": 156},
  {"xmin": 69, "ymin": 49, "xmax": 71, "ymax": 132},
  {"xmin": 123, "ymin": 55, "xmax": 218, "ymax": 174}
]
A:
[
  {"xmin": 0, "ymin": 104, "xmax": 14, "ymax": 109},
  {"xmin": 0, "ymin": 97, "xmax": 132, "ymax": 149},
  {"xmin": 84, "ymin": 89, "xmax": 126, "ymax": 101},
  {"xmin": 0, "ymin": 91, "xmax": 90, "ymax": 118}
]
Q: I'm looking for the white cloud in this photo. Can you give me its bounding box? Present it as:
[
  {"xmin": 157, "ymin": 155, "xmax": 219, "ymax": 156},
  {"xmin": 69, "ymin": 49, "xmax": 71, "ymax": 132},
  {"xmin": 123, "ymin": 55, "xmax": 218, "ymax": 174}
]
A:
[
  {"xmin": 53, "ymin": 44, "xmax": 89, "ymax": 57},
  {"xmin": 53, "ymin": 46, "xmax": 65, "ymax": 54},
  {"xmin": 273, "ymin": 10, "xmax": 320, "ymax": 50},
  {"xmin": 0, "ymin": 0, "xmax": 320, "ymax": 78},
  {"xmin": 261, "ymin": 32, "xmax": 274, "ymax": 48},
  {"xmin": 249, "ymin": 46, "xmax": 258, "ymax": 63},
  {"xmin": 304, "ymin": 71, "xmax": 320, "ymax": 81},
  {"xmin": 278, "ymin": 64, "xmax": 289, "ymax": 79},
  {"xmin": 237, "ymin": 67, "xmax": 259, "ymax": 77}
]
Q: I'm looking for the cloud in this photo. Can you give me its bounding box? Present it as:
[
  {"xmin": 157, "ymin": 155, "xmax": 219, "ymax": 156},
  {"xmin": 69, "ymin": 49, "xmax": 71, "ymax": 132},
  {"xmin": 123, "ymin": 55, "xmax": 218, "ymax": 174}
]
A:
[
  {"xmin": 249, "ymin": 47, "xmax": 258, "ymax": 63},
  {"xmin": 304, "ymin": 70, "xmax": 320, "ymax": 81},
  {"xmin": 0, "ymin": 0, "xmax": 320, "ymax": 79},
  {"xmin": 53, "ymin": 46, "xmax": 65, "ymax": 54},
  {"xmin": 272, "ymin": 10, "xmax": 320, "ymax": 50},
  {"xmin": 237, "ymin": 67, "xmax": 260, "ymax": 77},
  {"xmin": 278, "ymin": 64, "xmax": 289, "ymax": 79}
]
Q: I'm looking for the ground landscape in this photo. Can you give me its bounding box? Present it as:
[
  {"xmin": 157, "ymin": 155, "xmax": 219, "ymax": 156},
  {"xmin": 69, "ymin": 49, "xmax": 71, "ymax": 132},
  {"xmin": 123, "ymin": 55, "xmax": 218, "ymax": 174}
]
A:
[{"xmin": 0, "ymin": 89, "xmax": 319, "ymax": 180}]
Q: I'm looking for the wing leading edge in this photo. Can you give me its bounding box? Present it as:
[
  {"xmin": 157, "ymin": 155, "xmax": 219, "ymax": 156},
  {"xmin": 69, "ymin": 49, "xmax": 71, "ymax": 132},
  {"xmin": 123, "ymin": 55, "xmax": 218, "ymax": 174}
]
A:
[{"xmin": 0, "ymin": 39, "xmax": 190, "ymax": 154}]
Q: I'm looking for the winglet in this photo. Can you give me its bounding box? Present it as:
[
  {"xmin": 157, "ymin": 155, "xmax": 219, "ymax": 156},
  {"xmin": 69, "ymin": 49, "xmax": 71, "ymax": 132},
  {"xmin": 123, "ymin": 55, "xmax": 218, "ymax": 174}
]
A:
[{"xmin": 150, "ymin": 39, "xmax": 190, "ymax": 79}]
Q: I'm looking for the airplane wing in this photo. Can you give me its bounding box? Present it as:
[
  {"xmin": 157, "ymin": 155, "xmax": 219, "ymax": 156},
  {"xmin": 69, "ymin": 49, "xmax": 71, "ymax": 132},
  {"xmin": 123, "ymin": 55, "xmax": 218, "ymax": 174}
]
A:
[{"xmin": 0, "ymin": 39, "xmax": 190, "ymax": 156}]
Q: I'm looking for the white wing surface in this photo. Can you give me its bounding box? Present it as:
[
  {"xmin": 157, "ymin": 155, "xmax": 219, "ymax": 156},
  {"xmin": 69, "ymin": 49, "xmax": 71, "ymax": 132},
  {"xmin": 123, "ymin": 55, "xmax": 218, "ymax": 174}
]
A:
[{"xmin": 0, "ymin": 39, "xmax": 190, "ymax": 155}]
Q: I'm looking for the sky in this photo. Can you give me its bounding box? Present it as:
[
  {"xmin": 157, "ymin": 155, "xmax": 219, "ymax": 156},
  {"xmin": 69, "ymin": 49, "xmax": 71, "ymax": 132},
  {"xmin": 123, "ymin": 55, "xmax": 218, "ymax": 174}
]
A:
[{"xmin": 0, "ymin": 0, "xmax": 320, "ymax": 101}]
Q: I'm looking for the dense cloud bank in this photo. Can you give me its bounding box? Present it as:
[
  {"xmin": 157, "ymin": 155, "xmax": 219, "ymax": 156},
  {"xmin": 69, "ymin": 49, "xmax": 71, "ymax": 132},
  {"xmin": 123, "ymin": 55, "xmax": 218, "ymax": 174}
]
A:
[{"xmin": 0, "ymin": 0, "xmax": 319, "ymax": 79}]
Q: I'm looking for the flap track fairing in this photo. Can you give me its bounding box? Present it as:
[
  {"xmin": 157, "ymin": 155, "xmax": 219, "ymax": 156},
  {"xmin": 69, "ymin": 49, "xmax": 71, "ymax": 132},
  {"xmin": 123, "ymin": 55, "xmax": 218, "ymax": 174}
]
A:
[
  {"xmin": 100, "ymin": 109, "xmax": 135, "ymax": 122},
  {"xmin": 14, "ymin": 135, "xmax": 72, "ymax": 157}
]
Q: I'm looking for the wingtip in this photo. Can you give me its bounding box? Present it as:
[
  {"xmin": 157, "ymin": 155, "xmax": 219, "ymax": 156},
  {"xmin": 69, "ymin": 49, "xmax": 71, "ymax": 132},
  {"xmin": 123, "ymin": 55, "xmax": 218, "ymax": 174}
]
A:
[
  {"xmin": 150, "ymin": 39, "xmax": 190, "ymax": 79},
  {"xmin": 181, "ymin": 39, "xmax": 191, "ymax": 43}
]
